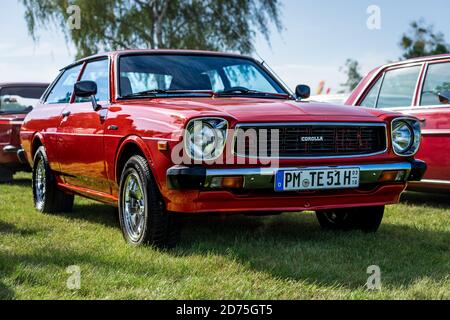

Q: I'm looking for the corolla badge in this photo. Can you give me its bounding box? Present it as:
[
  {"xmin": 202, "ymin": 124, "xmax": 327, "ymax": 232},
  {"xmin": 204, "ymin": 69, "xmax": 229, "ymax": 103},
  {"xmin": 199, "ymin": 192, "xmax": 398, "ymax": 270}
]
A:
[{"xmin": 301, "ymin": 136, "xmax": 324, "ymax": 142}]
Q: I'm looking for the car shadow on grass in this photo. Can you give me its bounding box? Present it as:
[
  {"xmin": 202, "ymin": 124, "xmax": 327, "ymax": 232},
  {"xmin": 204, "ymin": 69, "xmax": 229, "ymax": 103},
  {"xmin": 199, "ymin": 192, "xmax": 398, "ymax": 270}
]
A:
[
  {"xmin": 0, "ymin": 221, "xmax": 41, "ymax": 237},
  {"xmin": 0, "ymin": 211, "xmax": 448, "ymax": 297},
  {"xmin": 42, "ymin": 201, "xmax": 449, "ymax": 293},
  {"xmin": 0, "ymin": 282, "xmax": 15, "ymax": 300},
  {"xmin": 401, "ymin": 191, "xmax": 450, "ymax": 209},
  {"xmin": 4, "ymin": 178, "xmax": 32, "ymax": 187},
  {"xmin": 66, "ymin": 202, "xmax": 119, "ymax": 229},
  {"xmin": 174, "ymin": 213, "xmax": 450, "ymax": 290}
]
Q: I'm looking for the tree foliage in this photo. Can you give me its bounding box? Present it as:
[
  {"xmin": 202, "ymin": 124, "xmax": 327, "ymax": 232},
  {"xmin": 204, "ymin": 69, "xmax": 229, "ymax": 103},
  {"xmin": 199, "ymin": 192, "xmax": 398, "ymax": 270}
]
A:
[
  {"xmin": 20, "ymin": 0, "xmax": 283, "ymax": 59},
  {"xmin": 400, "ymin": 19, "xmax": 449, "ymax": 59},
  {"xmin": 339, "ymin": 59, "xmax": 363, "ymax": 93}
]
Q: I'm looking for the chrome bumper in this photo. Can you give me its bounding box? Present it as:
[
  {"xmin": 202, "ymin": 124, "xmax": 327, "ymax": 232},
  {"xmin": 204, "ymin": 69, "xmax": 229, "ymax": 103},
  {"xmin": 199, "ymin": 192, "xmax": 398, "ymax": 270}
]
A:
[
  {"xmin": 2, "ymin": 145, "xmax": 19, "ymax": 153},
  {"xmin": 167, "ymin": 160, "xmax": 426, "ymax": 190}
]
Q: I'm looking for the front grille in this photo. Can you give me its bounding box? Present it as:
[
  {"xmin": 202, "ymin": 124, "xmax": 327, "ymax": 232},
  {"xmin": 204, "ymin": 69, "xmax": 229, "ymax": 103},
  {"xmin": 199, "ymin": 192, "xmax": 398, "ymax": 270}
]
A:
[{"xmin": 234, "ymin": 123, "xmax": 387, "ymax": 158}]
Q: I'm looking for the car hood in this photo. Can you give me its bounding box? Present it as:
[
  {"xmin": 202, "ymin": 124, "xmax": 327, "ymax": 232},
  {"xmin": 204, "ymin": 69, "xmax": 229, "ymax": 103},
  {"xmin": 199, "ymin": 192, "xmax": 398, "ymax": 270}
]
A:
[{"xmin": 121, "ymin": 97, "xmax": 389, "ymax": 124}]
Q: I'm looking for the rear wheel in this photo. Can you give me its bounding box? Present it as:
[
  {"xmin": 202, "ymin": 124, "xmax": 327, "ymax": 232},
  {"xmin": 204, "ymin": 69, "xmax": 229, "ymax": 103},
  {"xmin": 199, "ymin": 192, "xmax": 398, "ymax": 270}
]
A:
[
  {"xmin": 118, "ymin": 155, "xmax": 181, "ymax": 248},
  {"xmin": 32, "ymin": 146, "xmax": 74, "ymax": 213},
  {"xmin": 0, "ymin": 166, "xmax": 13, "ymax": 183},
  {"xmin": 316, "ymin": 206, "xmax": 384, "ymax": 233}
]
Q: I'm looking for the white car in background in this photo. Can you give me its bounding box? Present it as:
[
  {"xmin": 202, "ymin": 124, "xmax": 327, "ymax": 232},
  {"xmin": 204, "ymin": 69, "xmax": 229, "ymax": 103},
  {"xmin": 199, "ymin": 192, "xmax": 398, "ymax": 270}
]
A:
[{"xmin": 307, "ymin": 94, "xmax": 349, "ymax": 105}]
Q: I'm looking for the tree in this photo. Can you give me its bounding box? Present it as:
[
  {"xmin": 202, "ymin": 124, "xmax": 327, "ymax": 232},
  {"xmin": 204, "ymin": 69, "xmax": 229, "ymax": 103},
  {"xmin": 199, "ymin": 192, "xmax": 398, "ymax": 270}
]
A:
[
  {"xmin": 20, "ymin": 0, "xmax": 283, "ymax": 60},
  {"xmin": 339, "ymin": 59, "xmax": 363, "ymax": 93},
  {"xmin": 400, "ymin": 19, "xmax": 449, "ymax": 59}
]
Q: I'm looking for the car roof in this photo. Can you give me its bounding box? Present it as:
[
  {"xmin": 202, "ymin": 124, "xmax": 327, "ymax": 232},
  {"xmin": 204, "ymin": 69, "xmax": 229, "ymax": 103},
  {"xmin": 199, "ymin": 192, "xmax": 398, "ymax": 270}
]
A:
[
  {"xmin": 380, "ymin": 53, "xmax": 450, "ymax": 69},
  {"xmin": 0, "ymin": 82, "xmax": 49, "ymax": 88},
  {"xmin": 62, "ymin": 49, "xmax": 255, "ymax": 70},
  {"xmin": 365, "ymin": 53, "xmax": 450, "ymax": 78}
]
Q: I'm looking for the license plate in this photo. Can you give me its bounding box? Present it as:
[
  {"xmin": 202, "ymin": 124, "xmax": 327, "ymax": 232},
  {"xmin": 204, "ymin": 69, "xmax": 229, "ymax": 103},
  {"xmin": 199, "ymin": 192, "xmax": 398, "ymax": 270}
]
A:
[{"xmin": 275, "ymin": 168, "xmax": 360, "ymax": 192}]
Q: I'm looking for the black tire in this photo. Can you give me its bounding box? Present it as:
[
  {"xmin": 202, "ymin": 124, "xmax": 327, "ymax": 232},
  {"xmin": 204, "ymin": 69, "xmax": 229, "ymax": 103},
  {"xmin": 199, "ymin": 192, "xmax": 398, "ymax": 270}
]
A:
[
  {"xmin": 316, "ymin": 206, "xmax": 384, "ymax": 233},
  {"xmin": 118, "ymin": 155, "xmax": 182, "ymax": 248},
  {"xmin": 32, "ymin": 146, "xmax": 74, "ymax": 213},
  {"xmin": 0, "ymin": 166, "xmax": 13, "ymax": 183}
]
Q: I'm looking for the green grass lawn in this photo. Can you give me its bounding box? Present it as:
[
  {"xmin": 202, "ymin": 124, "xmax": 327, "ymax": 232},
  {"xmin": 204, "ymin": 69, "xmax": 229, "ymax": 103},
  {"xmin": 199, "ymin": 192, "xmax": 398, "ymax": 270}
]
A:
[{"xmin": 0, "ymin": 173, "xmax": 449, "ymax": 300}]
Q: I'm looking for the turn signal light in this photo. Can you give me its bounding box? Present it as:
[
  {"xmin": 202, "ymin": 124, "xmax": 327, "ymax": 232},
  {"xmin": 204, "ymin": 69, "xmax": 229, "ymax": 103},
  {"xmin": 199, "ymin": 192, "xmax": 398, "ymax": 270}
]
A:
[
  {"xmin": 222, "ymin": 176, "xmax": 244, "ymax": 188},
  {"xmin": 378, "ymin": 170, "xmax": 406, "ymax": 183},
  {"xmin": 157, "ymin": 141, "xmax": 169, "ymax": 151},
  {"xmin": 210, "ymin": 176, "xmax": 244, "ymax": 189}
]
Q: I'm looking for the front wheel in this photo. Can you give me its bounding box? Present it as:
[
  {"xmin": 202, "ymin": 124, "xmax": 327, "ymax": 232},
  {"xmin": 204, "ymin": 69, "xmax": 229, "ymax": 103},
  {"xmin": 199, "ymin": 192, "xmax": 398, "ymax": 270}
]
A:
[
  {"xmin": 118, "ymin": 155, "xmax": 181, "ymax": 248},
  {"xmin": 32, "ymin": 146, "xmax": 74, "ymax": 213},
  {"xmin": 316, "ymin": 206, "xmax": 384, "ymax": 233}
]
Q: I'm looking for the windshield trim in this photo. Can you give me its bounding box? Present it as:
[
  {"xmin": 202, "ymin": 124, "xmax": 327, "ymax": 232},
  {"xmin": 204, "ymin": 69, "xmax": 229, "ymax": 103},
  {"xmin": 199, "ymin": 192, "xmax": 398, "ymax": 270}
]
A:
[{"xmin": 114, "ymin": 52, "xmax": 294, "ymax": 101}]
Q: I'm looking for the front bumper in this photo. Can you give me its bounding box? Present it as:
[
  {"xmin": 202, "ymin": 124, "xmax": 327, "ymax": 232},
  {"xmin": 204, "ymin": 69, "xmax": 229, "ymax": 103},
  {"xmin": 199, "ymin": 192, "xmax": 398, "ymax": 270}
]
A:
[
  {"xmin": 2, "ymin": 145, "xmax": 19, "ymax": 154},
  {"xmin": 167, "ymin": 160, "xmax": 426, "ymax": 190},
  {"xmin": 0, "ymin": 143, "xmax": 21, "ymax": 166}
]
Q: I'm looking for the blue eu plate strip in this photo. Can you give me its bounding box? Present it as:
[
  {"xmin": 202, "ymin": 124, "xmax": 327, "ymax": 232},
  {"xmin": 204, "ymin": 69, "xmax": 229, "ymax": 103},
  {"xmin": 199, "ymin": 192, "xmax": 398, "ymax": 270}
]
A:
[{"xmin": 275, "ymin": 170, "xmax": 285, "ymax": 192}]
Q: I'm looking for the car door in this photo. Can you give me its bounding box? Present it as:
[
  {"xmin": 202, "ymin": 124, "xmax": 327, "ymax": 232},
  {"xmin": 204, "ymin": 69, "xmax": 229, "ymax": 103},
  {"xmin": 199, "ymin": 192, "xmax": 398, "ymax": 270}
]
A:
[
  {"xmin": 37, "ymin": 64, "xmax": 84, "ymax": 172},
  {"xmin": 407, "ymin": 60, "xmax": 450, "ymax": 181},
  {"xmin": 57, "ymin": 58, "xmax": 111, "ymax": 194}
]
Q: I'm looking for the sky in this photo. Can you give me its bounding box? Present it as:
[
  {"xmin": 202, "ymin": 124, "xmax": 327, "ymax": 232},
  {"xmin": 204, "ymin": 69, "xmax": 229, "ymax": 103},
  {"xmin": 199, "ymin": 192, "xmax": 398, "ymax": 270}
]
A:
[{"xmin": 1, "ymin": 0, "xmax": 449, "ymax": 93}]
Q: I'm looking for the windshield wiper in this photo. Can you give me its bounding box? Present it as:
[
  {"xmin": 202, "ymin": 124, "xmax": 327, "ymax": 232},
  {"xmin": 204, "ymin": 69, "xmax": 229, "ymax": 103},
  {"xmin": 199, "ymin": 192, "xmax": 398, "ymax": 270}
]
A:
[
  {"xmin": 121, "ymin": 89, "xmax": 169, "ymax": 98},
  {"xmin": 216, "ymin": 88, "xmax": 290, "ymax": 99},
  {"xmin": 120, "ymin": 89, "xmax": 214, "ymax": 99}
]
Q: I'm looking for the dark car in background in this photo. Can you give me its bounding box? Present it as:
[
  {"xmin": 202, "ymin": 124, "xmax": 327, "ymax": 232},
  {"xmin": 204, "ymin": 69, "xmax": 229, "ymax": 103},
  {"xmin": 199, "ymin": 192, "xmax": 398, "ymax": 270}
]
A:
[{"xmin": 0, "ymin": 83, "xmax": 49, "ymax": 182}]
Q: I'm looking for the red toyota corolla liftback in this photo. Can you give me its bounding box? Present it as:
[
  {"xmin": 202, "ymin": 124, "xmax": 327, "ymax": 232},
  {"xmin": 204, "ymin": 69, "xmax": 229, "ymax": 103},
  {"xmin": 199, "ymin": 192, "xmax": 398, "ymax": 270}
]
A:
[{"xmin": 20, "ymin": 50, "xmax": 426, "ymax": 248}]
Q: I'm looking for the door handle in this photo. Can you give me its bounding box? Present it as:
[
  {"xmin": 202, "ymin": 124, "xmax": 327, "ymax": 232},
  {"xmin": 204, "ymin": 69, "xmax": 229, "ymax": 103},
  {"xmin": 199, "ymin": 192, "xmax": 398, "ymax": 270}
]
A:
[{"xmin": 62, "ymin": 110, "xmax": 71, "ymax": 118}]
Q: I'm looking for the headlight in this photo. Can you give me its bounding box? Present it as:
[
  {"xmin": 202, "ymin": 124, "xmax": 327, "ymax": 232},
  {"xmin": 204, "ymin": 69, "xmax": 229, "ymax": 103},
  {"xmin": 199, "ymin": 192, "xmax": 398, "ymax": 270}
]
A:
[
  {"xmin": 391, "ymin": 118, "xmax": 421, "ymax": 156},
  {"xmin": 185, "ymin": 118, "xmax": 228, "ymax": 160}
]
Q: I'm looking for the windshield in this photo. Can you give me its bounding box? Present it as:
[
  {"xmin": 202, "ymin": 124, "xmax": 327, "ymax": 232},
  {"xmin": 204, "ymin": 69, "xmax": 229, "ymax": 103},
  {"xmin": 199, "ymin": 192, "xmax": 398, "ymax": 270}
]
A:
[
  {"xmin": 0, "ymin": 86, "xmax": 47, "ymax": 114},
  {"xmin": 118, "ymin": 54, "xmax": 287, "ymax": 98}
]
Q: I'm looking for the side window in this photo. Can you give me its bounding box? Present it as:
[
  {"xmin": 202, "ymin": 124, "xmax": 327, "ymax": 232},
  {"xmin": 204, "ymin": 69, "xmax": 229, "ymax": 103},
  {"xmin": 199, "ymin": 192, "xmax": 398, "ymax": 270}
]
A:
[
  {"xmin": 45, "ymin": 65, "xmax": 82, "ymax": 104},
  {"xmin": 77, "ymin": 59, "xmax": 110, "ymax": 102},
  {"xmin": 376, "ymin": 66, "xmax": 421, "ymax": 109},
  {"xmin": 360, "ymin": 76, "xmax": 383, "ymax": 108},
  {"xmin": 420, "ymin": 62, "xmax": 450, "ymax": 106}
]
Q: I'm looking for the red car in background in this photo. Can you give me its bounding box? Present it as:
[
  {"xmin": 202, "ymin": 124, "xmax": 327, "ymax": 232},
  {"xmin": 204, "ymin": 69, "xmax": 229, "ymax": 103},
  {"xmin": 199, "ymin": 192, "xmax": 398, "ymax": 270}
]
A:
[
  {"xmin": 0, "ymin": 83, "xmax": 49, "ymax": 182},
  {"xmin": 20, "ymin": 50, "xmax": 426, "ymax": 248},
  {"xmin": 346, "ymin": 54, "xmax": 450, "ymax": 193}
]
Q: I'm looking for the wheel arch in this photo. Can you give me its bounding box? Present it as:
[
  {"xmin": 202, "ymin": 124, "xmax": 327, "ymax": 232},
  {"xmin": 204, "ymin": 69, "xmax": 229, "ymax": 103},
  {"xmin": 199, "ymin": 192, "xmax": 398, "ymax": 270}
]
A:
[
  {"xmin": 30, "ymin": 133, "xmax": 45, "ymax": 166},
  {"xmin": 115, "ymin": 135, "xmax": 156, "ymax": 184}
]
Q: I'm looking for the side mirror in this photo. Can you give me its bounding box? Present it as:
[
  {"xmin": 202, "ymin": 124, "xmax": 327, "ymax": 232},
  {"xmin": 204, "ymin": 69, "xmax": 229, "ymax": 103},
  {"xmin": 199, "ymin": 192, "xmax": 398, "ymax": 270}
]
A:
[
  {"xmin": 74, "ymin": 81, "xmax": 97, "ymax": 97},
  {"xmin": 74, "ymin": 81, "xmax": 100, "ymax": 110},
  {"xmin": 295, "ymin": 84, "xmax": 311, "ymax": 100},
  {"xmin": 438, "ymin": 91, "xmax": 450, "ymax": 104}
]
